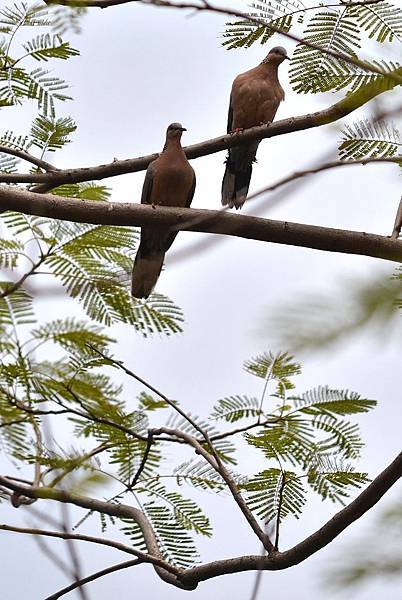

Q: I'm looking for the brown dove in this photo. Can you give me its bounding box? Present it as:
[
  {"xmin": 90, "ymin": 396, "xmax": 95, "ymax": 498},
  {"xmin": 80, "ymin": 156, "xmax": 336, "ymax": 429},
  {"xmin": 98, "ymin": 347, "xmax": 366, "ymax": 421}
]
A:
[
  {"xmin": 131, "ymin": 122, "xmax": 196, "ymax": 299},
  {"xmin": 221, "ymin": 46, "xmax": 288, "ymax": 210}
]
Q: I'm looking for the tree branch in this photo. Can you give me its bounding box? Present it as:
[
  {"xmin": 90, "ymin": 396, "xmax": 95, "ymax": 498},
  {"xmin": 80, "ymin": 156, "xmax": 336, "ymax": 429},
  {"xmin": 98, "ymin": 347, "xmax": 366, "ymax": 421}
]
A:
[
  {"xmin": 0, "ymin": 478, "xmax": 195, "ymax": 590},
  {"xmin": 180, "ymin": 451, "xmax": 402, "ymax": 584},
  {"xmin": 1, "ymin": 185, "xmax": 402, "ymax": 263},
  {"xmin": 139, "ymin": 0, "xmax": 402, "ymax": 85},
  {"xmin": 391, "ymin": 196, "xmax": 402, "ymax": 239},
  {"xmin": 0, "ymin": 523, "xmax": 161, "ymax": 562},
  {"xmin": 45, "ymin": 559, "xmax": 142, "ymax": 600},
  {"xmin": 0, "ymin": 146, "xmax": 58, "ymax": 172},
  {"xmin": 0, "ymin": 451, "xmax": 400, "ymax": 587},
  {"xmin": 153, "ymin": 426, "xmax": 272, "ymax": 551},
  {"xmin": 1, "ymin": 68, "xmax": 400, "ymax": 189}
]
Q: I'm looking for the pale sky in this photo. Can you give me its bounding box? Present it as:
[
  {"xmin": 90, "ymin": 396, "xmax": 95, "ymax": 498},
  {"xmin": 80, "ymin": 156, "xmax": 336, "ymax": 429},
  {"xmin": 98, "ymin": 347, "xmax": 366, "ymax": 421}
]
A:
[{"xmin": 0, "ymin": 1, "xmax": 401, "ymax": 599}]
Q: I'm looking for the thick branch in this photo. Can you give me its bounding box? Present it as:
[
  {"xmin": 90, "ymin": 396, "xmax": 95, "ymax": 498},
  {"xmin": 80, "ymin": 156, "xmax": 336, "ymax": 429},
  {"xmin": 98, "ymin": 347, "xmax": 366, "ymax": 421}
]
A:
[
  {"xmin": 1, "ymin": 70, "xmax": 400, "ymax": 188},
  {"xmin": 1, "ymin": 185, "xmax": 402, "ymax": 263},
  {"xmin": 180, "ymin": 451, "xmax": 402, "ymax": 584},
  {"xmin": 0, "ymin": 452, "xmax": 400, "ymax": 586}
]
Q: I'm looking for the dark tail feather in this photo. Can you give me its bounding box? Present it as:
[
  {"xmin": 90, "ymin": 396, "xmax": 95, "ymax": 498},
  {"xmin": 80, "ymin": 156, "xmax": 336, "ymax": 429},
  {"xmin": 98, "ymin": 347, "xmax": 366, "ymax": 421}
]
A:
[
  {"xmin": 131, "ymin": 251, "xmax": 165, "ymax": 299},
  {"xmin": 222, "ymin": 142, "xmax": 259, "ymax": 210},
  {"xmin": 221, "ymin": 160, "xmax": 253, "ymax": 209}
]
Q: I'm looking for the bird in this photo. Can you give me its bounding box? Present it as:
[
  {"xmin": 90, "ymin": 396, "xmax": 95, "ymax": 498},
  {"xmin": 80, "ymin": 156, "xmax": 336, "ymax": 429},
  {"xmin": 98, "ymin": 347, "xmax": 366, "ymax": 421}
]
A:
[
  {"xmin": 131, "ymin": 122, "xmax": 196, "ymax": 299},
  {"xmin": 221, "ymin": 46, "xmax": 288, "ymax": 210}
]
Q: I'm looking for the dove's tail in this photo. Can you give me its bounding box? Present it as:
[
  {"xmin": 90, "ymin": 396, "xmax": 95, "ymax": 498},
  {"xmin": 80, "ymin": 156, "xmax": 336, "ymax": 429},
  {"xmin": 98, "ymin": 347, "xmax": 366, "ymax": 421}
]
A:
[
  {"xmin": 221, "ymin": 143, "xmax": 259, "ymax": 210},
  {"xmin": 131, "ymin": 249, "xmax": 165, "ymax": 299}
]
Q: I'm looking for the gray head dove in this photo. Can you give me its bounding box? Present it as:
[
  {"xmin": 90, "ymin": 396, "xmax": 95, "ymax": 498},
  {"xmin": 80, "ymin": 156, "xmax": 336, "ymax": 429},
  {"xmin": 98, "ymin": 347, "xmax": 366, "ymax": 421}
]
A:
[
  {"xmin": 131, "ymin": 122, "xmax": 196, "ymax": 299},
  {"xmin": 221, "ymin": 46, "xmax": 288, "ymax": 210}
]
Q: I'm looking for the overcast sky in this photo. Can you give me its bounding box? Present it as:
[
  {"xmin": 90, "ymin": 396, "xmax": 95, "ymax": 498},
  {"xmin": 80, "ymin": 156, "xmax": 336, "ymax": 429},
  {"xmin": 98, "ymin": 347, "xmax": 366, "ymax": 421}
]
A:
[{"xmin": 1, "ymin": 1, "xmax": 401, "ymax": 599}]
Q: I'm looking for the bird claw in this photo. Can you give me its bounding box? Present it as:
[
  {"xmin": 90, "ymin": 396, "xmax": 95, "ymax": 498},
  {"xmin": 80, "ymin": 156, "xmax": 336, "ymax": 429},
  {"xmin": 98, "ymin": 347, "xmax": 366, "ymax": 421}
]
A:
[{"xmin": 230, "ymin": 128, "xmax": 244, "ymax": 135}]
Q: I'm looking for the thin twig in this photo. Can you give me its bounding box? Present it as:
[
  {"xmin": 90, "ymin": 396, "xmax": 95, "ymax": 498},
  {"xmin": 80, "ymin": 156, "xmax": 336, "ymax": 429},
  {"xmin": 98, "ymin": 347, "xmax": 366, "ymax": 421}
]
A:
[
  {"xmin": 45, "ymin": 559, "xmax": 142, "ymax": 600},
  {"xmin": 0, "ymin": 145, "xmax": 57, "ymax": 172},
  {"xmin": 140, "ymin": 0, "xmax": 402, "ymax": 85},
  {"xmin": 129, "ymin": 431, "xmax": 154, "ymax": 489}
]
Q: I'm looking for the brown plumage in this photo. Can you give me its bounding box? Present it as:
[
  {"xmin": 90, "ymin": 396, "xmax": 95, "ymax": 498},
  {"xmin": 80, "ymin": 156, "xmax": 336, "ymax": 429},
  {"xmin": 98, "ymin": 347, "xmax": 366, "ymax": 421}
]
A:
[
  {"xmin": 222, "ymin": 46, "xmax": 288, "ymax": 210},
  {"xmin": 131, "ymin": 123, "xmax": 196, "ymax": 299}
]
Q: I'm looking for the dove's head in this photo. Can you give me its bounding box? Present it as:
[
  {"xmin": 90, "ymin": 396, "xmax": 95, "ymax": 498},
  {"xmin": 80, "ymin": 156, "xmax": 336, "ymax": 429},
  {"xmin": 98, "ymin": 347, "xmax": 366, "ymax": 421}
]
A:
[
  {"xmin": 263, "ymin": 46, "xmax": 289, "ymax": 65},
  {"xmin": 166, "ymin": 122, "xmax": 187, "ymax": 141}
]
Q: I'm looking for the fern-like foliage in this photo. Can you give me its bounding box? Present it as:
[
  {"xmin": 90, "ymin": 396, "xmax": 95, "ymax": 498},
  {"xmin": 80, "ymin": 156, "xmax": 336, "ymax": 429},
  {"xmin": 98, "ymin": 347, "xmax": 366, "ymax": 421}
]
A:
[
  {"xmin": 349, "ymin": 1, "xmax": 402, "ymax": 43},
  {"xmin": 266, "ymin": 271, "xmax": 402, "ymax": 352},
  {"xmin": 307, "ymin": 457, "xmax": 369, "ymax": 504},
  {"xmin": 142, "ymin": 504, "xmax": 201, "ymax": 568},
  {"xmin": 211, "ymin": 395, "xmax": 261, "ymax": 423},
  {"xmin": 173, "ymin": 459, "xmax": 227, "ymax": 492},
  {"xmin": 241, "ymin": 468, "xmax": 306, "ymax": 523},
  {"xmin": 223, "ymin": 1, "xmax": 305, "ymax": 50},
  {"xmin": 0, "ymin": 2, "xmax": 78, "ymax": 114},
  {"xmin": 243, "ymin": 351, "xmax": 301, "ymax": 396},
  {"xmin": 223, "ymin": 1, "xmax": 402, "ymax": 95},
  {"xmin": 339, "ymin": 119, "xmax": 402, "ymax": 160},
  {"xmin": 23, "ymin": 33, "xmax": 79, "ymax": 62},
  {"xmin": 30, "ymin": 114, "xmax": 77, "ymax": 152}
]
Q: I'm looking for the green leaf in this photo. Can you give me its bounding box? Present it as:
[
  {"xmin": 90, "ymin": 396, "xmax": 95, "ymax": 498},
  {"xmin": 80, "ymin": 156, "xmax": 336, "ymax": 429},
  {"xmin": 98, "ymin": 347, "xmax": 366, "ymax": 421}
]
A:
[
  {"xmin": 23, "ymin": 34, "xmax": 79, "ymax": 62},
  {"xmin": 308, "ymin": 457, "xmax": 369, "ymax": 504},
  {"xmin": 244, "ymin": 351, "xmax": 301, "ymax": 396},
  {"xmin": 222, "ymin": 1, "xmax": 304, "ymax": 50},
  {"xmin": 349, "ymin": 1, "xmax": 402, "ymax": 43},
  {"xmin": 26, "ymin": 68, "xmax": 72, "ymax": 116},
  {"xmin": 290, "ymin": 386, "xmax": 377, "ymax": 416},
  {"xmin": 245, "ymin": 415, "xmax": 315, "ymax": 467},
  {"xmin": 166, "ymin": 412, "xmax": 237, "ymax": 465},
  {"xmin": 138, "ymin": 391, "xmax": 168, "ymax": 412},
  {"xmin": 0, "ymin": 152, "xmax": 19, "ymax": 173},
  {"xmin": 30, "ymin": 114, "xmax": 76, "ymax": 152},
  {"xmin": 0, "ymin": 239, "xmax": 25, "ymax": 269},
  {"xmin": 31, "ymin": 318, "xmax": 114, "ymax": 356},
  {"xmin": 0, "ymin": 285, "xmax": 35, "ymax": 326},
  {"xmin": 51, "ymin": 182, "xmax": 111, "ymax": 201},
  {"xmin": 313, "ymin": 415, "xmax": 363, "ymax": 459},
  {"xmin": 0, "ymin": 130, "xmax": 31, "ymax": 152},
  {"xmin": 289, "ymin": 7, "xmax": 361, "ymax": 94},
  {"xmin": 173, "ymin": 459, "xmax": 227, "ymax": 492},
  {"xmin": 143, "ymin": 503, "xmax": 200, "ymax": 568},
  {"xmin": 211, "ymin": 395, "xmax": 260, "ymax": 423},
  {"xmin": 139, "ymin": 479, "xmax": 212, "ymax": 537},
  {"xmin": 242, "ymin": 468, "xmax": 306, "ymax": 522},
  {"xmin": 0, "ymin": 2, "xmax": 50, "ymax": 28},
  {"xmin": 339, "ymin": 119, "xmax": 402, "ymax": 160}
]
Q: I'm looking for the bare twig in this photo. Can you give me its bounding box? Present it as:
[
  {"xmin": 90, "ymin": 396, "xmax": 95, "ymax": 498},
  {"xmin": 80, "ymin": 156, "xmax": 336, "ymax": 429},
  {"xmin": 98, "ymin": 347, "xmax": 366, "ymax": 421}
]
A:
[
  {"xmin": 0, "ymin": 523, "xmax": 160, "ymax": 561},
  {"xmin": 45, "ymin": 559, "xmax": 142, "ymax": 600},
  {"xmin": 0, "ymin": 478, "xmax": 194, "ymax": 589},
  {"xmin": 129, "ymin": 431, "xmax": 154, "ymax": 489},
  {"xmin": 0, "ymin": 145, "xmax": 58, "ymax": 172},
  {"xmin": 153, "ymin": 426, "xmax": 273, "ymax": 551},
  {"xmin": 88, "ymin": 347, "xmax": 272, "ymax": 549}
]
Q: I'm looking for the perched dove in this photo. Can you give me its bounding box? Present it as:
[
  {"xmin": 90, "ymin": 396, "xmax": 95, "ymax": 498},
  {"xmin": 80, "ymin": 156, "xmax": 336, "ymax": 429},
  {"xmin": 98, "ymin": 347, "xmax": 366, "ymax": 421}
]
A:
[
  {"xmin": 131, "ymin": 122, "xmax": 196, "ymax": 299},
  {"xmin": 221, "ymin": 46, "xmax": 288, "ymax": 210}
]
